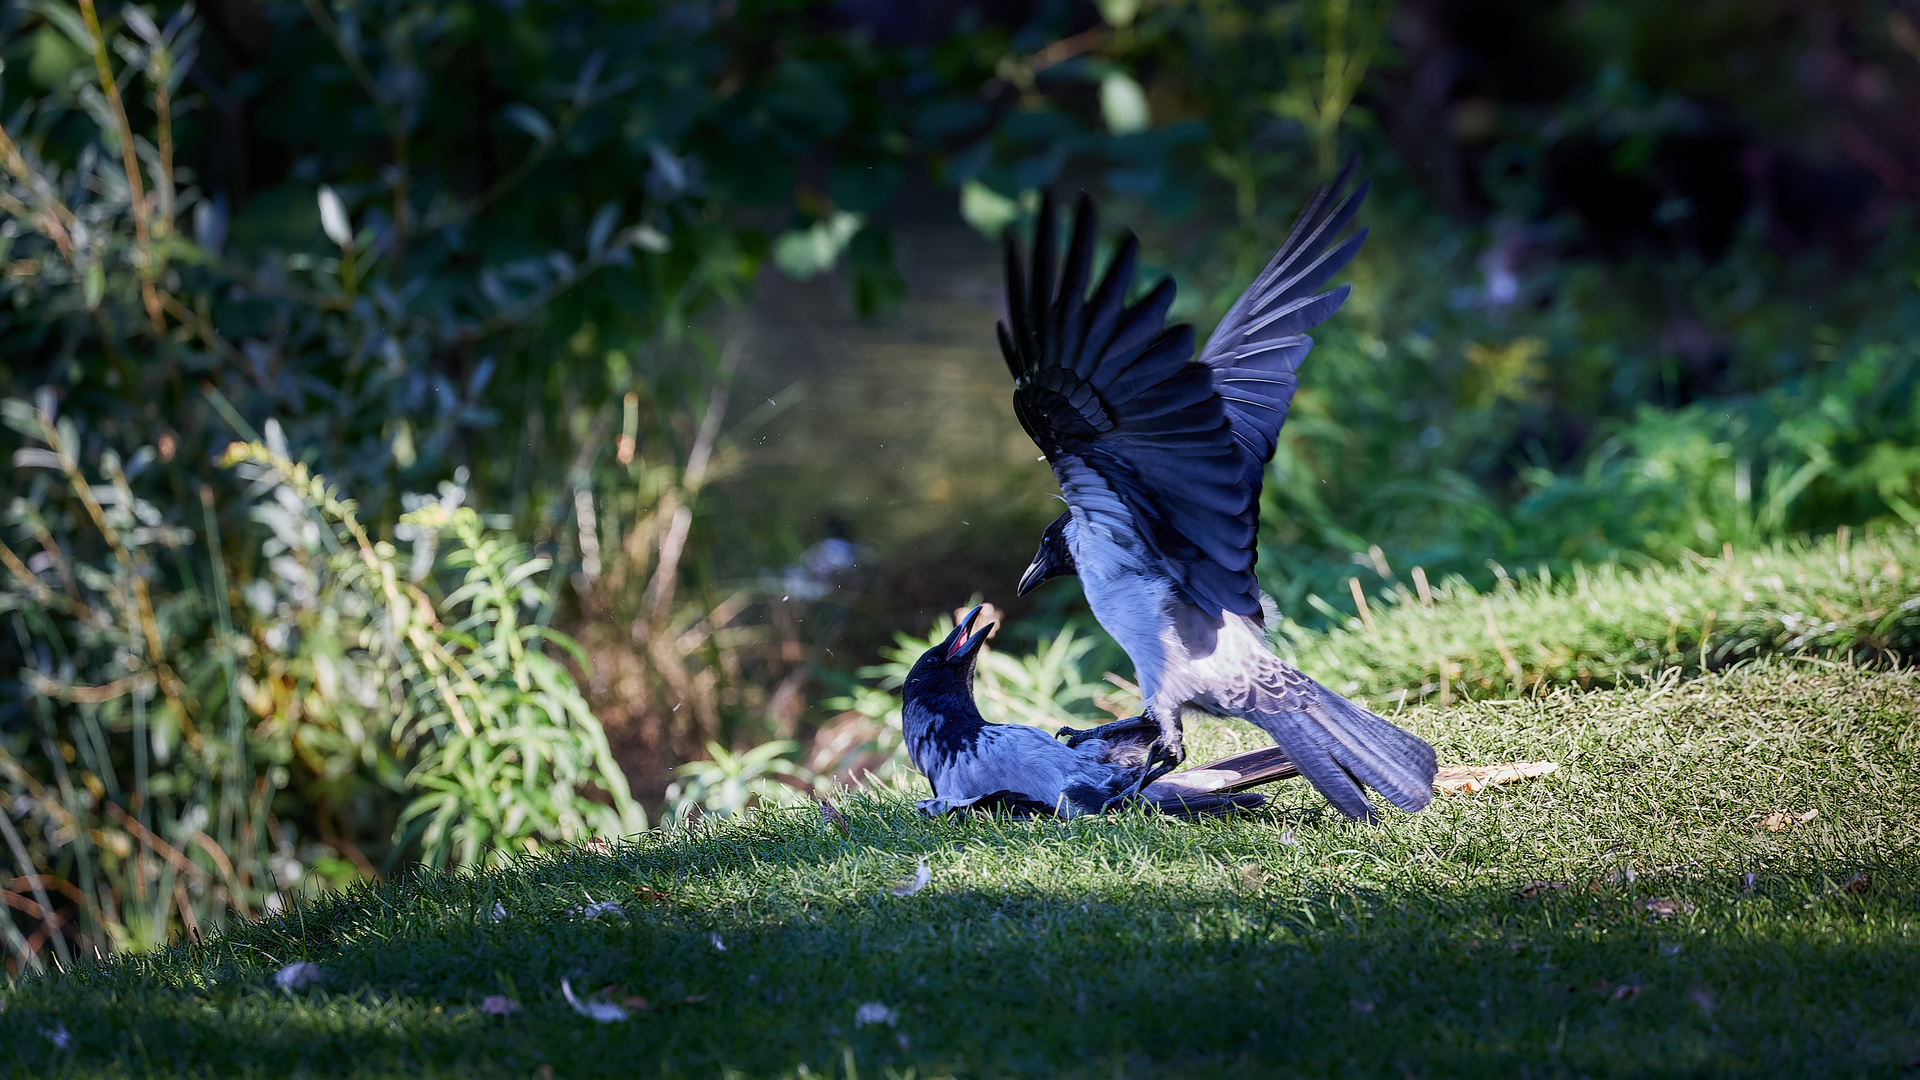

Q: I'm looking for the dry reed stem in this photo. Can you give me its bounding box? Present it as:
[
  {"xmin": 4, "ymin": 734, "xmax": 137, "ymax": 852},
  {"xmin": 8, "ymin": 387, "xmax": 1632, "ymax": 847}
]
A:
[{"xmin": 77, "ymin": 0, "xmax": 164, "ymax": 331}]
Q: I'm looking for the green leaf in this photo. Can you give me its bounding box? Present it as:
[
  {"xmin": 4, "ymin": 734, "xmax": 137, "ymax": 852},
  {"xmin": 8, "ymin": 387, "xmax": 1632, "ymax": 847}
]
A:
[
  {"xmin": 83, "ymin": 262, "xmax": 105, "ymax": 310},
  {"xmin": 501, "ymin": 104, "xmax": 554, "ymax": 144},
  {"xmin": 771, "ymin": 212, "xmax": 864, "ymax": 281}
]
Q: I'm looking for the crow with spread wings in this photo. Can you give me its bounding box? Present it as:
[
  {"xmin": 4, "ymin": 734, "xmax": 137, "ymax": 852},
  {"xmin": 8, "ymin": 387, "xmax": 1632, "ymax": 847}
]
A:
[{"xmin": 1000, "ymin": 167, "xmax": 1438, "ymax": 821}]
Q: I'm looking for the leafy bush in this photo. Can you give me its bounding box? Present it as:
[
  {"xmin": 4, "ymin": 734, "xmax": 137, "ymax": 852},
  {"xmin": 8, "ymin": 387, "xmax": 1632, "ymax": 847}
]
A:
[
  {"xmin": 221, "ymin": 437, "xmax": 644, "ymax": 868},
  {"xmin": 2, "ymin": 396, "xmax": 260, "ymax": 967},
  {"xmin": 0, "ymin": 402, "xmax": 643, "ymax": 969}
]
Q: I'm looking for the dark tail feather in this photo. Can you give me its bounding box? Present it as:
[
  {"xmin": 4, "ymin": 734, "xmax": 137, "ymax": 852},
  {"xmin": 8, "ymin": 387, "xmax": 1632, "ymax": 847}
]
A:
[
  {"xmin": 1243, "ymin": 684, "xmax": 1437, "ymax": 820},
  {"xmin": 1142, "ymin": 791, "xmax": 1269, "ymax": 818},
  {"xmin": 1136, "ymin": 745, "xmax": 1298, "ymax": 818},
  {"xmin": 1143, "ymin": 746, "xmax": 1299, "ymax": 797}
]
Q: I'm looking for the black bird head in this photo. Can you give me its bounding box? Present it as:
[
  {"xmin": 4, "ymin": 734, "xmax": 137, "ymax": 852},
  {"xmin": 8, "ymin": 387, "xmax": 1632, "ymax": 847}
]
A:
[
  {"xmin": 1017, "ymin": 512, "xmax": 1076, "ymax": 596},
  {"xmin": 903, "ymin": 604, "xmax": 996, "ymax": 702}
]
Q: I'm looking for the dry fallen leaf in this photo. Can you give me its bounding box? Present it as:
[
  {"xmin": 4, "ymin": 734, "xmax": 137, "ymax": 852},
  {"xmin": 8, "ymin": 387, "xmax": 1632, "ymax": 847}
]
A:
[
  {"xmin": 1644, "ymin": 897, "xmax": 1697, "ymax": 918},
  {"xmin": 820, "ymin": 801, "xmax": 851, "ymax": 838},
  {"xmin": 1608, "ymin": 983, "xmax": 1643, "ymax": 1003},
  {"xmin": 580, "ymin": 837, "xmax": 612, "ymax": 856},
  {"xmin": 1757, "ymin": 808, "xmax": 1818, "ymax": 831},
  {"xmin": 1434, "ymin": 761, "xmax": 1559, "ymax": 794},
  {"xmin": 632, "ymin": 887, "xmax": 670, "ymax": 904},
  {"xmin": 1517, "ymin": 880, "xmax": 1568, "ymax": 899},
  {"xmin": 1239, "ymin": 864, "xmax": 1266, "ymax": 891},
  {"xmin": 1842, "ymin": 872, "xmax": 1870, "ymax": 894}
]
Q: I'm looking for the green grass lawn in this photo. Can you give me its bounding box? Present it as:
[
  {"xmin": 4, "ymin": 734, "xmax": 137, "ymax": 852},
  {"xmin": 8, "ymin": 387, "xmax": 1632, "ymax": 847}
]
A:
[{"xmin": 5, "ymin": 661, "xmax": 1918, "ymax": 1078}]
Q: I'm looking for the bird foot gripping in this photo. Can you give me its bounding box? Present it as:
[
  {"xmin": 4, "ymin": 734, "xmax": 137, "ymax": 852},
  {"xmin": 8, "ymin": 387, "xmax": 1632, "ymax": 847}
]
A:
[
  {"xmin": 1054, "ymin": 714, "xmax": 1157, "ymax": 748},
  {"xmin": 1134, "ymin": 736, "xmax": 1183, "ymax": 791}
]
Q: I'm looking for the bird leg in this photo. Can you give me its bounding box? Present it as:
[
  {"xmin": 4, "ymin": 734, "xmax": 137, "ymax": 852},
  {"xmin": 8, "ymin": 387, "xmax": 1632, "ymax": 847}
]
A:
[
  {"xmin": 1139, "ymin": 735, "xmax": 1183, "ymax": 789},
  {"xmin": 1117, "ymin": 707, "xmax": 1185, "ymax": 798},
  {"xmin": 1055, "ymin": 714, "xmax": 1157, "ymax": 748}
]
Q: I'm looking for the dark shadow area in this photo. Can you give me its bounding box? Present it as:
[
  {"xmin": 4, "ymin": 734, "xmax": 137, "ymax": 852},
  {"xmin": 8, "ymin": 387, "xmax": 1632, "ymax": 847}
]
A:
[{"xmin": 6, "ymin": 818, "xmax": 1916, "ymax": 1078}]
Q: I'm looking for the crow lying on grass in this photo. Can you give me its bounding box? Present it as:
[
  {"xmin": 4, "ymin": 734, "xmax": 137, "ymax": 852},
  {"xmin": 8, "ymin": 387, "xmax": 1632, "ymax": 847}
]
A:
[{"xmin": 903, "ymin": 605, "xmax": 1301, "ymax": 819}]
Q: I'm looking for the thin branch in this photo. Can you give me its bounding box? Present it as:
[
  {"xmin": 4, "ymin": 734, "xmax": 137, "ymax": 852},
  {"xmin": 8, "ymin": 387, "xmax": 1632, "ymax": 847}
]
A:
[
  {"xmin": 32, "ymin": 409, "xmax": 202, "ymax": 750},
  {"xmin": 296, "ymin": 0, "xmax": 396, "ymax": 130},
  {"xmin": 0, "ymin": 801, "xmax": 70, "ymax": 970},
  {"xmin": 297, "ymin": 0, "xmax": 413, "ymax": 256},
  {"xmin": 644, "ymin": 344, "xmax": 738, "ymax": 616},
  {"xmin": 24, "ymin": 671, "xmax": 156, "ymax": 704},
  {"xmin": 77, "ymin": 0, "xmax": 164, "ymax": 331},
  {"xmin": 0, "ymin": 543, "xmax": 55, "ymax": 606}
]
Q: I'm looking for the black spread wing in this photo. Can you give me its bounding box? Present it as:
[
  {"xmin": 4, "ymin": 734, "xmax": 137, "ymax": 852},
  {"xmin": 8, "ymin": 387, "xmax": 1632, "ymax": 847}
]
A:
[
  {"xmin": 1198, "ymin": 164, "xmax": 1370, "ymax": 490},
  {"xmin": 1000, "ymin": 194, "xmax": 1257, "ymax": 616}
]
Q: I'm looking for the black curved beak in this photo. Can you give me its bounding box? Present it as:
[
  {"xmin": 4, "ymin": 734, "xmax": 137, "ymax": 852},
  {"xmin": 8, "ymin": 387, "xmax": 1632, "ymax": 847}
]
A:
[
  {"xmin": 945, "ymin": 604, "xmax": 995, "ymax": 661},
  {"xmin": 1016, "ymin": 557, "xmax": 1046, "ymax": 597}
]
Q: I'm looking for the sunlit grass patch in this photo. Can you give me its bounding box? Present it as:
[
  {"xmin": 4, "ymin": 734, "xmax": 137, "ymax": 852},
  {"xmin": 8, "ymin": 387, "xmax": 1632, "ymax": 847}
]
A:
[
  {"xmin": 1285, "ymin": 525, "xmax": 1920, "ymax": 704},
  {"xmin": 3, "ymin": 661, "xmax": 1916, "ymax": 1077}
]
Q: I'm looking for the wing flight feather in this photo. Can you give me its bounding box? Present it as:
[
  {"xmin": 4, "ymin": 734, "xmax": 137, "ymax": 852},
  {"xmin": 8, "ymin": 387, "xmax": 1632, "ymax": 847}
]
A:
[{"xmin": 1000, "ymin": 176, "xmax": 1366, "ymax": 617}]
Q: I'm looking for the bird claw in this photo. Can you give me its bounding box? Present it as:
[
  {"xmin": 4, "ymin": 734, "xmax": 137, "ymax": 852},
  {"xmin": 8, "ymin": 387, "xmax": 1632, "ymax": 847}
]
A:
[
  {"xmin": 1060, "ymin": 714, "xmax": 1156, "ymax": 749},
  {"xmin": 1139, "ymin": 739, "xmax": 1183, "ymax": 790}
]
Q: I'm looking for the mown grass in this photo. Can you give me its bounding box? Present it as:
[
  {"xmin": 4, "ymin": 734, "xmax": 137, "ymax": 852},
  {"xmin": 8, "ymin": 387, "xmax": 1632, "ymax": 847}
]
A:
[
  {"xmin": 3, "ymin": 660, "xmax": 1918, "ymax": 1078},
  {"xmin": 1286, "ymin": 524, "xmax": 1920, "ymax": 703}
]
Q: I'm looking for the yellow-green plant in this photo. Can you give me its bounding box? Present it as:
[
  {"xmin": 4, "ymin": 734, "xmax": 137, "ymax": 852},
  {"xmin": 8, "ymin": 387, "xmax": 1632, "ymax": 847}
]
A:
[{"xmin": 219, "ymin": 439, "xmax": 645, "ymax": 869}]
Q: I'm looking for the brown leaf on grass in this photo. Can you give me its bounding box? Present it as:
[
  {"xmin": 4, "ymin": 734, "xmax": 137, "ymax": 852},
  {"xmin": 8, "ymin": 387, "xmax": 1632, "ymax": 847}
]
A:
[
  {"xmin": 1434, "ymin": 761, "xmax": 1559, "ymax": 794},
  {"xmin": 632, "ymin": 886, "xmax": 670, "ymax": 904},
  {"xmin": 1842, "ymin": 872, "xmax": 1870, "ymax": 894},
  {"xmin": 1517, "ymin": 880, "xmax": 1568, "ymax": 899},
  {"xmin": 1757, "ymin": 808, "xmax": 1818, "ymax": 832},
  {"xmin": 1239, "ymin": 864, "xmax": 1266, "ymax": 892},
  {"xmin": 819, "ymin": 801, "xmax": 851, "ymax": 838},
  {"xmin": 580, "ymin": 837, "xmax": 612, "ymax": 856},
  {"xmin": 1644, "ymin": 898, "xmax": 1696, "ymax": 918},
  {"xmin": 1608, "ymin": 983, "xmax": 1643, "ymax": 1003}
]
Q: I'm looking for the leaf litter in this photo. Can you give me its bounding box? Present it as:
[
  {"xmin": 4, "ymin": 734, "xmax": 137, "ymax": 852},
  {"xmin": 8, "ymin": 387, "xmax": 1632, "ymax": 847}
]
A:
[
  {"xmin": 1756, "ymin": 808, "xmax": 1819, "ymax": 831},
  {"xmin": 1434, "ymin": 761, "xmax": 1560, "ymax": 794}
]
